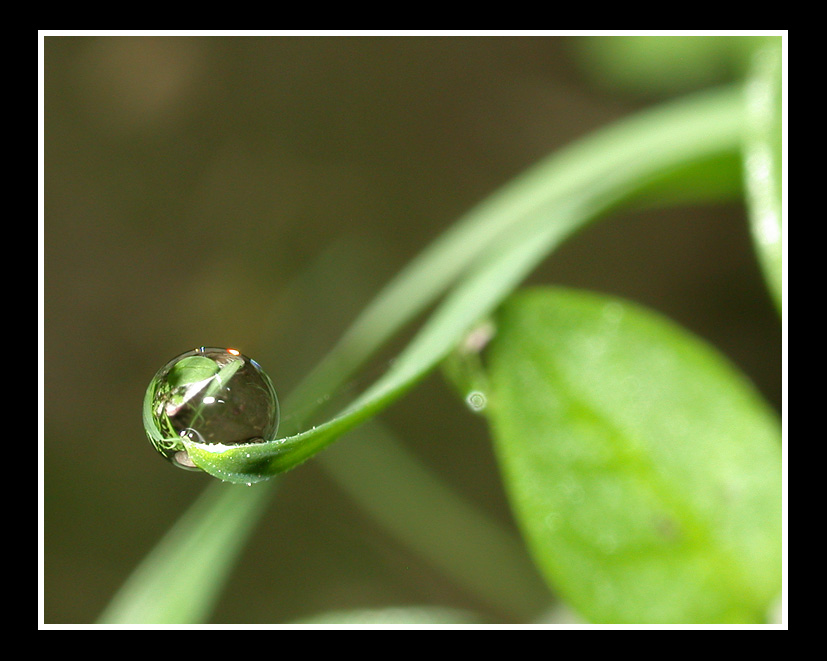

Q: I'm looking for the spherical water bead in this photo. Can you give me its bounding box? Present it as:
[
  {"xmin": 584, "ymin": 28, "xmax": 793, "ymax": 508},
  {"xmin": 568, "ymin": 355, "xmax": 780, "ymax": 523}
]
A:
[{"xmin": 144, "ymin": 347, "xmax": 279, "ymax": 471}]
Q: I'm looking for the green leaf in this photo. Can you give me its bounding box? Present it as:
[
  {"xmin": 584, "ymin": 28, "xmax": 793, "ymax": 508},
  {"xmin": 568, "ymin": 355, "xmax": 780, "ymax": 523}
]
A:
[
  {"xmin": 482, "ymin": 288, "xmax": 781, "ymax": 623},
  {"xmin": 166, "ymin": 355, "xmax": 218, "ymax": 387},
  {"xmin": 743, "ymin": 41, "xmax": 783, "ymax": 311}
]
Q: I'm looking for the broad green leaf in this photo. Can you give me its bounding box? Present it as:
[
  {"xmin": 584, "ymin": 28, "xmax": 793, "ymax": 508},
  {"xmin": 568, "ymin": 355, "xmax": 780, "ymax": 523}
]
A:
[
  {"xmin": 743, "ymin": 41, "xmax": 783, "ymax": 311},
  {"xmin": 482, "ymin": 288, "xmax": 781, "ymax": 623}
]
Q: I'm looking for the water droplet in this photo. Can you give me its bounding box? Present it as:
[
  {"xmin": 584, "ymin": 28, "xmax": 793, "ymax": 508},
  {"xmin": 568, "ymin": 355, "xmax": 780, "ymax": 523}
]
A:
[
  {"xmin": 465, "ymin": 390, "xmax": 487, "ymax": 413},
  {"xmin": 144, "ymin": 347, "xmax": 279, "ymax": 471}
]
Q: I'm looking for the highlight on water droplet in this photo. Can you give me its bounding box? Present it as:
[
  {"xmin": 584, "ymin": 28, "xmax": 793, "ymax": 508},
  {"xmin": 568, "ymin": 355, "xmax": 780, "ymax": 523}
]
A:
[{"xmin": 144, "ymin": 347, "xmax": 279, "ymax": 472}]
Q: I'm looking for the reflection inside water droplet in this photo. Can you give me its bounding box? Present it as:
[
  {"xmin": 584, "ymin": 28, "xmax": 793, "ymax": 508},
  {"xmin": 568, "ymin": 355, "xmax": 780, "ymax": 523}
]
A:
[{"xmin": 173, "ymin": 449, "xmax": 197, "ymax": 469}]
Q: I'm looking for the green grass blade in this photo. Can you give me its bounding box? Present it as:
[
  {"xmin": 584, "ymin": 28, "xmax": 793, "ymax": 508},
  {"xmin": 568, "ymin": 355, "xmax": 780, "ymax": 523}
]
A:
[
  {"xmin": 286, "ymin": 88, "xmax": 744, "ymax": 426},
  {"xmin": 97, "ymin": 482, "xmax": 275, "ymax": 624},
  {"xmin": 743, "ymin": 40, "xmax": 783, "ymax": 311},
  {"xmin": 183, "ymin": 86, "xmax": 746, "ymax": 484},
  {"xmin": 483, "ymin": 288, "xmax": 781, "ymax": 623},
  {"xmin": 318, "ymin": 420, "xmax": 551, "ymax": 621}
]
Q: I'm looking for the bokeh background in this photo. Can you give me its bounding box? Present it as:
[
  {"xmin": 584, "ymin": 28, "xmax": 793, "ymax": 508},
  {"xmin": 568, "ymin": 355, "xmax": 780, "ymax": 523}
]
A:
[{"xmin": 43, "ymin": 35, "xmax": 781, "ymax": 624}]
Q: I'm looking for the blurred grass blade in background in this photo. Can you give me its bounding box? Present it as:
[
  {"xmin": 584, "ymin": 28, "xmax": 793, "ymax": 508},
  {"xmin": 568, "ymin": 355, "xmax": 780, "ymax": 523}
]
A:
[
  {"xmin": 573, "ymin": 35, "xmax": 773, "ymax": 97},
  {"xmin": 318, "ymin": 420, "xmax": 551, "ymax": 621},
  {"xmin": 743, "ymin": 42, "xmax": 783, "ymax": 311},
  {"xmin": 98, "ymin": 482, "xmax": 275, "ymax": 624}
]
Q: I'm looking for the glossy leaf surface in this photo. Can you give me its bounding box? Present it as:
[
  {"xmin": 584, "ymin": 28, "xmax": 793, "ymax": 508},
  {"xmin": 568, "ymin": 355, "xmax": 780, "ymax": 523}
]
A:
[{"xmin": 483, "ymin": 288, "xmax": 781, "ymax": 623}]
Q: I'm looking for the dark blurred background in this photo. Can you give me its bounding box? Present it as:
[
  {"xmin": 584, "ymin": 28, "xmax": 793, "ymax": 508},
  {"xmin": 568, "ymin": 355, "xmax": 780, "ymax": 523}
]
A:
[{"xmin": 43, "ymin": 35, "xmax": 781, "ymax": 623}]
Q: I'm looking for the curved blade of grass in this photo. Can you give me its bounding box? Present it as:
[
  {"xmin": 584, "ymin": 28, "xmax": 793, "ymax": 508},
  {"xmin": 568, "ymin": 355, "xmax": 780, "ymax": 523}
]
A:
[
  {"xmin": 97, "ymin": 481, "xmax": 275, "ymax": 624},
  {"xmin": 286, "ymin": 89, "xmax": 743, "ymax": 428},
  {"xmin": 183, "ymin": 86, "xmax": 746, "ymax": 484},
  {"xmin": 743, "ymin": 40, "xmax": 783, "ymax": 311},
  {"xmin": 482, "ymin": 288, "xmax": 781, "ymax": 623}
]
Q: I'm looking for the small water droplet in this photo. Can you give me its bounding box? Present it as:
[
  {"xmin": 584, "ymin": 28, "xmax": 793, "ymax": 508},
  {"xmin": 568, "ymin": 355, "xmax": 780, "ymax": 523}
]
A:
[{"xmin": 465, "ymin": 390, "xmax": 487, "ymax": 413}]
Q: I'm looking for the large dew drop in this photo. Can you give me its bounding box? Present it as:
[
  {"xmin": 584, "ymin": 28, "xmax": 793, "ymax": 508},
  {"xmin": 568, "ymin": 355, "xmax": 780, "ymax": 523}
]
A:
[{"xmin": 144, "ymin": 347, "xmax": 279, "ymax": 471}]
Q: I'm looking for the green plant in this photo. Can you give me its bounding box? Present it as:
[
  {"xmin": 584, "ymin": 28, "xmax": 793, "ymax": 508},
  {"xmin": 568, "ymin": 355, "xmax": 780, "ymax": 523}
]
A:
[{"xmin": 99, "ymin": 37, "xmax": 782, "ymax": 625}]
